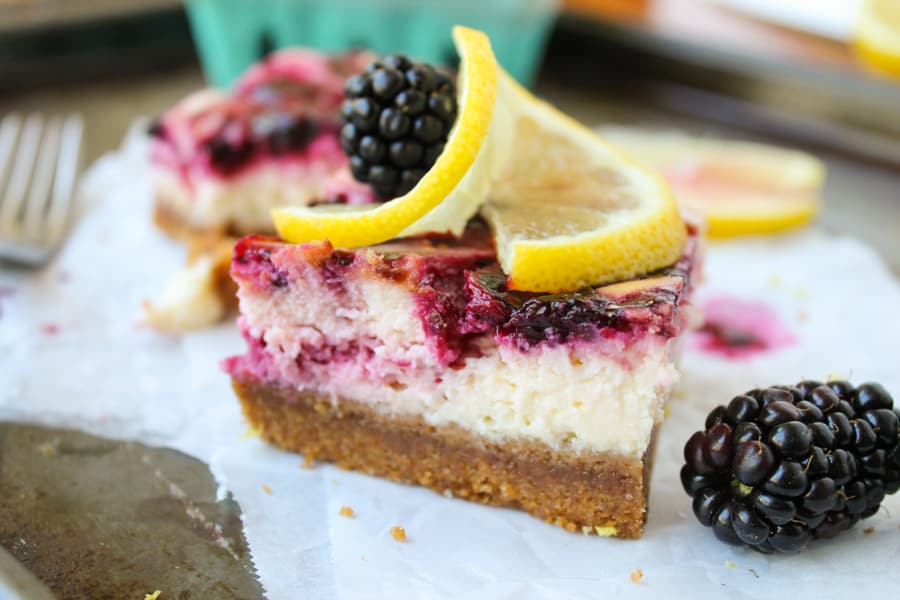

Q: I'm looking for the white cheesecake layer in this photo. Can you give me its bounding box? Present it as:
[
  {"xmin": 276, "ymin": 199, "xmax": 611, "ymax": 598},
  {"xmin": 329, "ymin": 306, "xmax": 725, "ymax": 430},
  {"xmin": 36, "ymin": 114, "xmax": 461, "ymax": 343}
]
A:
[
  {"xmin": 343, "ymin": 340, "xmax": 676, "ymax": 458},
  {"xmin": 154, "ymin": 161, "xmax": 350, "ymax": 235},
  {"xmin": 239, "ymin": 275, "xmax": 681, "ymax": 458}
]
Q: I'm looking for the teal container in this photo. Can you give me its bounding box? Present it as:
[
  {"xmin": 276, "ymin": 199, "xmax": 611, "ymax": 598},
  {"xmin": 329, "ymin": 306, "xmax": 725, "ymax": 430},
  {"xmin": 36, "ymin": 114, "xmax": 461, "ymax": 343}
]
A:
[{"xmin": 185, "ymin": 0, "xmax": 559, "ymax": 88}]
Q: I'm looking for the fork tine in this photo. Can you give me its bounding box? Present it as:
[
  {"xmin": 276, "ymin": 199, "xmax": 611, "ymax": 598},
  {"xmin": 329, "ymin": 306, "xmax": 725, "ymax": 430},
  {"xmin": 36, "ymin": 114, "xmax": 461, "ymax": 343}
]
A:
[
  {"xmin": 23, "ymin": 117, "xmax": 62, "ymax": 240},
  {"xmin": 0, "ymin": 114, "xmax": 22, "ymax": 194},
  {"xmin": 0, "ymin": 114, "xmax": 43, "ymax": 236},
  {"xmin": 46, "ymin": 114, "xmax": 83, "ymax": 246}
]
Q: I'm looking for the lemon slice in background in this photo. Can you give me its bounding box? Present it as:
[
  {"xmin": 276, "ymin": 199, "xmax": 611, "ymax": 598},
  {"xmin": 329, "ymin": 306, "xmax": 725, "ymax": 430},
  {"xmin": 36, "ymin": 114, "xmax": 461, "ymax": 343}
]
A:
[
  {"xmin": 854, "ymin": 0, "xmax": 900, "ymax": 77},
  {"xmin": 273, "ymin": 26, "xmax": 498, "ymax": 248},
  {"xmin": 479, "ymin": 73, "xmax": 685, "ymax": 292},
  {"xmin": 599, "ymin": 128, "xmax": 825, "ymax": 239}
]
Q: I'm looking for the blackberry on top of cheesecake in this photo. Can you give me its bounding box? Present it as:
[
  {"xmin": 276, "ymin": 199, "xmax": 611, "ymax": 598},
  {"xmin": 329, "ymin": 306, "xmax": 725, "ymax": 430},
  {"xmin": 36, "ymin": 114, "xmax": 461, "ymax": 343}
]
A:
[{"xmin": 225, "ymin": 26, "xmax": 699, "ymax": 537}]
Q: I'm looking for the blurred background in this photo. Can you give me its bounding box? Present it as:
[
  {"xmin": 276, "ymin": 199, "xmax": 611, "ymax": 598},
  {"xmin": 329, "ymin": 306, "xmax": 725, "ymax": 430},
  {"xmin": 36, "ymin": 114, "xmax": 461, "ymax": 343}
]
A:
[{"xmin": 1, "ymin": 0, "xmax": 899, "ymax": 270}]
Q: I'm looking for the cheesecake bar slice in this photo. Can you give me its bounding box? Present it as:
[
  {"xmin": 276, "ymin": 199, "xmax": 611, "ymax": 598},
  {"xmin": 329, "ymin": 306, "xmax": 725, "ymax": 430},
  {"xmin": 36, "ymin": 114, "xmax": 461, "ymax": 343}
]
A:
[
  {"xmin": 150, "ymin": 48, "xmax": 374, "ymax": 238},
  {"xmin": 144, "ymin": 48, "xmax": 375, "ymax": 331},
  {"xmin": 224, "ymin": 221, "xmax": 701, "ymax": 538}
]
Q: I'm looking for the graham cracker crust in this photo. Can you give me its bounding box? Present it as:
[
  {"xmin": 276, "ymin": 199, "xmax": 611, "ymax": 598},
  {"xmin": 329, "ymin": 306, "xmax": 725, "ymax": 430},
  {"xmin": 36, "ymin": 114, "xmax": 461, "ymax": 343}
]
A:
[{"xmin": 233, "ymin": 377, "xmax": 659, "ymax": 538}]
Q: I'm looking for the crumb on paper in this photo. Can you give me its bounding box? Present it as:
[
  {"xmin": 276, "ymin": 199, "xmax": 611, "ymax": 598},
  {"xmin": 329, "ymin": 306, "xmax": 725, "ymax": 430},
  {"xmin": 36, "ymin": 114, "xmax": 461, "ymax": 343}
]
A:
[
  {"xmin": 594, "ymin": 525, "xmax": 617, "ymax": 537},
  {"xmin": 262, "ymin": 484, "xmax": 273, "ymax": 495},
  {"xmin": 301, "ymin": 455, "xmax": 316, "ymax": 469},
  {"xmin": 140, "ymin": 255, "xmax": 225, "ymax": 332},
  {"xmin": 749, "ymin": 569, "xmax": 759, "ymax": 578},
  {"xmin": 863, "ymin": 527, "xmax": 875, "ymax": 534},
  {"xmin": 36, "ymin": 438, "xmax": 60, "ymax": 457},
  {"xmin": 582, "ymin": 525, "xmax": 592, "ymax": 535},
  {"xmin": 339, "ymin": 506, "xmax": 355, "ymax": 518},
  {"xmin": 826, "ymin": 371, "xmax": 848, "ymax": 382},
  {"xmin": 442, "ymin": 489, "xmax": 453, "ymax": 498},
  {"xmin": 390, "ymin": 526, "xmax": 407, "ymax": 542},
  {"xmin": 239, "ymin": 426, "xmax": 261, "ymax": 439},
  {"xmin": 630, "ymin": 568, "xmax": 643, "ymax": 583},
  {"xmin": 725, "ymin": 560, "xmax": 736, "ymax": 568},
  {"xmin": 144, "ymin": 591, "xmax": 161, "ymax": 600}
]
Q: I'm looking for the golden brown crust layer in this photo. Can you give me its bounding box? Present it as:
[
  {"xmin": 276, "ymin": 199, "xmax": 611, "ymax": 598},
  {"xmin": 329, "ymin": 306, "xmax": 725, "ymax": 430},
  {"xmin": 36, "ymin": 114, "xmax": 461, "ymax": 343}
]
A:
[{"xmin": 233, "ymin": 377, "xmax": 658, "ymax": 538}]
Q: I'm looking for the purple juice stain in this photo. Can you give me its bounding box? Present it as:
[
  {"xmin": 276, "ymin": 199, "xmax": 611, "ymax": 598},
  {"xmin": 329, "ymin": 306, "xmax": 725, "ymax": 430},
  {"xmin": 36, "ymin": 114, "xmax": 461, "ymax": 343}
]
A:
[{"xmin": 692, "ymin": 295, "xmax": 796, "ymax": 360}]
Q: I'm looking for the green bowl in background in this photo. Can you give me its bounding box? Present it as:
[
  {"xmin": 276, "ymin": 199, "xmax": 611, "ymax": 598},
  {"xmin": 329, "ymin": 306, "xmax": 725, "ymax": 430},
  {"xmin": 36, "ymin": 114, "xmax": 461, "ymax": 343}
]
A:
[{"xmin": 185, "ymin": 0, "xmax": 559, "ymax": 88}]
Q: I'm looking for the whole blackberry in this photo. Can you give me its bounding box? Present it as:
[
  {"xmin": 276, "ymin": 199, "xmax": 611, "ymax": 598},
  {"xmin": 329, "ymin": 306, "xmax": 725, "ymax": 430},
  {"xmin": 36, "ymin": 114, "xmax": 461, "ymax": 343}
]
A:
[
  {"xmin": 682, "ymin": 381, "xmax": 900, "ymax": 553},
  {"xmin": 339, "ymin": 54, "xmax": 456, "ymax": 199}
]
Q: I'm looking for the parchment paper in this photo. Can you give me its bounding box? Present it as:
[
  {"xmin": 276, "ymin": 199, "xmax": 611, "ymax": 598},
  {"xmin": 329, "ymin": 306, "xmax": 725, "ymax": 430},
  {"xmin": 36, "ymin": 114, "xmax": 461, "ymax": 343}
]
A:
[{"xmin": 1, "ymin": 129, "xmax": 898, "ymax": 599}]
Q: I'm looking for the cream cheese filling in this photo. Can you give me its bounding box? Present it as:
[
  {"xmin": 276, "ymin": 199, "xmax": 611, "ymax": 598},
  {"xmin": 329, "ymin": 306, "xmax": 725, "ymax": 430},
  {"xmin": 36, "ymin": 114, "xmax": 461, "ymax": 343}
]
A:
[{"xmin": 239, "ymin": 275, "xmax": 682, "ymax": 458}]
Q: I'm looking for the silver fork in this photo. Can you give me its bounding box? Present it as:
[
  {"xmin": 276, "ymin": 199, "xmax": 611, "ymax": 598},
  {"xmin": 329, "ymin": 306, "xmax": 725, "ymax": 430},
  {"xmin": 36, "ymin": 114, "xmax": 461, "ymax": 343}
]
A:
[{"xmin": 0, "ymin": 113, "xmax": 83, "ymax": 266}]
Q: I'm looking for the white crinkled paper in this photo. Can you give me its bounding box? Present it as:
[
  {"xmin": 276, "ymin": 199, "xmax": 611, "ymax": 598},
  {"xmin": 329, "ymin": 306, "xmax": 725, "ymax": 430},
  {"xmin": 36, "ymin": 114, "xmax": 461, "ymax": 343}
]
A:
[{"xmin": 1, "ymin": 130, "xmax": 899, "ymax": 599}]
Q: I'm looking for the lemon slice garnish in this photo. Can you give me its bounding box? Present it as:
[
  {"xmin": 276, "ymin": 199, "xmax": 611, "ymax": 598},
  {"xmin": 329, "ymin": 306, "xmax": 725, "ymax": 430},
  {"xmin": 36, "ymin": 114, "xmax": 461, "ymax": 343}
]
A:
[
  {"xmin": 273, "ymin": 26, "xmax": 688, "ymax": 294},
  {"xmin": 480, "ymin": 73, "xmax": 686, "ymax": 292},
  {"xmin": 854, "ymin": 0, "xmax": 900, "ymax": 77},
  {"xmin": 273, "ymin": 26, "xmax": 498, "ymax": 247},
  {"xmin": 599, "ymin": 128, "xmax": 824, "ymax": 238}
]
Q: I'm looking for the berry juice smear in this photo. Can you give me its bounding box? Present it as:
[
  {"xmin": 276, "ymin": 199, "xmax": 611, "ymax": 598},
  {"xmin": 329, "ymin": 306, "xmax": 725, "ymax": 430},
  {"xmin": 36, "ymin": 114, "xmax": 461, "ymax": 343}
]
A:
[{"xmin": 692, "ymin": 295, "xmax": 796, "ymax": 360}]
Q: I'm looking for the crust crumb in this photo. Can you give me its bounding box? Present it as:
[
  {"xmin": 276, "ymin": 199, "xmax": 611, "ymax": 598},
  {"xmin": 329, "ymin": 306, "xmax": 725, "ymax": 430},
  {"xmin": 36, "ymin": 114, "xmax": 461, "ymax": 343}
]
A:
[
  {"xmin": 390, "ymin": 526, "xmax": 407, "ymax": 542},
  {"xmin": 240, "ymin": 426, "xmax": 261, "ymax": 439},
  {"xmin": 262, "ymin": 484, "xmax": 273, "ymax": 495},
  {"xmin": 630, "ymin": 568, "xmax": 643, "ymax": 583},
  {"xmin": 301, "ymin": 455, "xmax": 316, "ymax": 469},
  {"xmin": 36, "ymin": 439, "xmax": 60, "ymax": 457},
  {"xmin": 339, "ymin": 506, "xmax": 355, "ymax": 518},
  {"xmin": 863, "ymin": 527, "xmax": 875, "ymax": 534}
]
